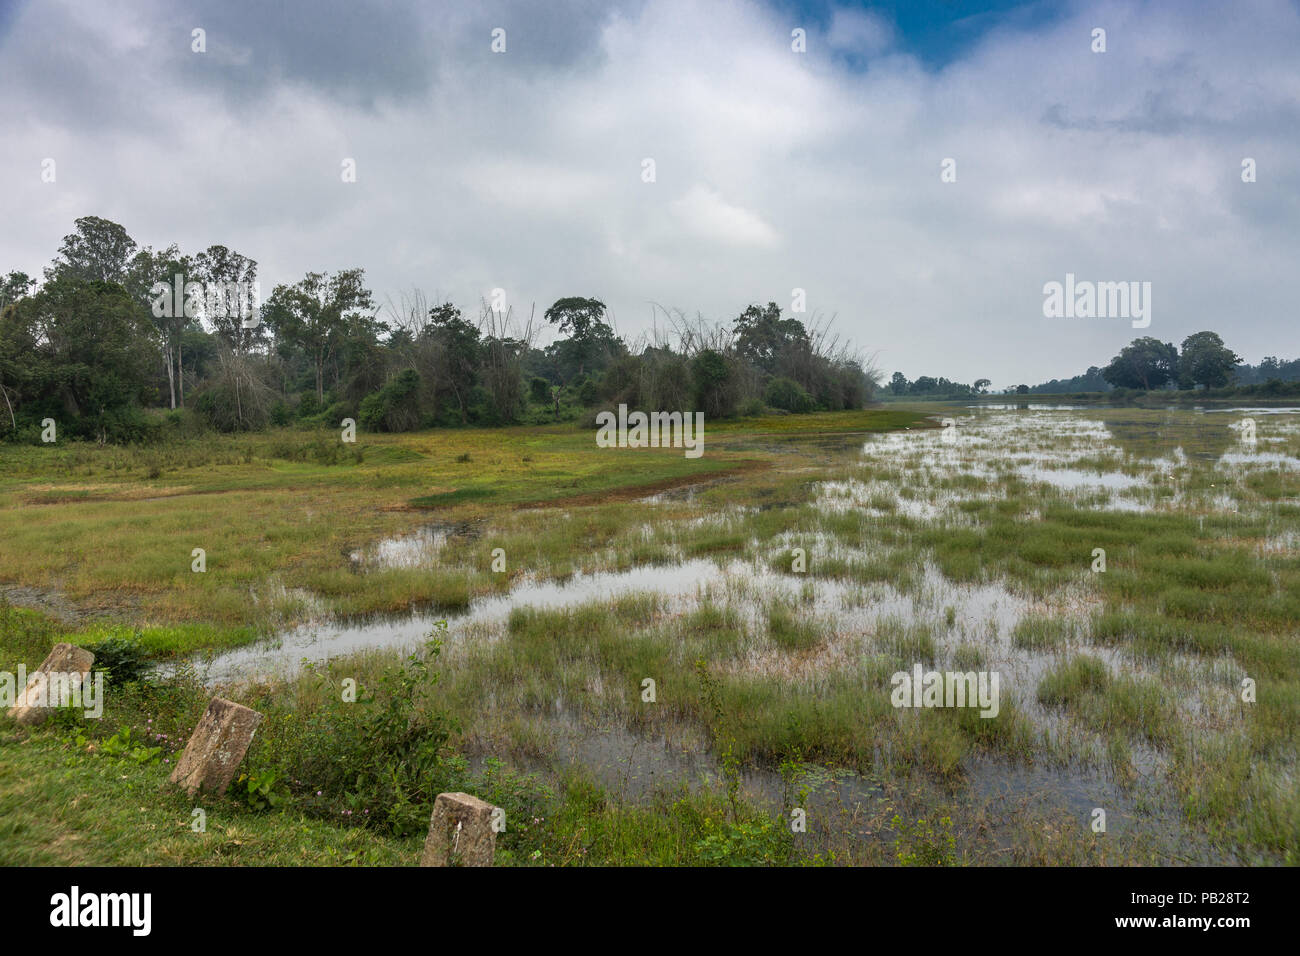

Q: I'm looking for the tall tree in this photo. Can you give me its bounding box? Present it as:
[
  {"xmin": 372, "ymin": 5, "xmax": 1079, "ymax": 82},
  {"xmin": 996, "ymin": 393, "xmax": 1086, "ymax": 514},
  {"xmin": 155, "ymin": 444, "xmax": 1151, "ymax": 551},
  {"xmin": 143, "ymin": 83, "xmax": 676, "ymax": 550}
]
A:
[
  {"xmin": 132, "ymin": 244, "xmax": 189, "ymax": 409},
  {"xmin": 46, "ymin": 216, "xmax": 138, "ymax": 285},
  {"xmin": 0, "ymin": 276, "xmax": 158, "ymax": 438},
  {"xmin": 425, "ymin": 302, "xmax": 480, "ymax": 424},
  {"xmin": 543, "ymin": 296, "xmax": 618, "ymax": 379},
  {"xmin": 192, "ymin": 245, "xmax": 263, "ymax": 354},
  {"xmin": 0, "ymin": 272, "xmax": 35, "ymax": 312},
  {"xmin": 262, "ymin": 269, "xmax": 375, "ymax": 402},
  {"xmin": 1177, "ymin": 331, "xmax": 1241, "ymax": 389},
  {"xmin": 733, "ymin": 302, "xmax": 810, "ymax": 375},
  {"xmin": 1102, "ymin": 337, "xmax": 1179, "ymax": 390}
]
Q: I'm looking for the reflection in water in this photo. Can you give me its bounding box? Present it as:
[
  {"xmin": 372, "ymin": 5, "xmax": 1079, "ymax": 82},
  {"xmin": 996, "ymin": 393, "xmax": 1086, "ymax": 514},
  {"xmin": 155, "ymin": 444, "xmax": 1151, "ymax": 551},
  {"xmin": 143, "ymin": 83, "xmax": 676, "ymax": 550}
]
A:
[{"xmin": 1102, "ymin": 412, "xmax": 1236, "ymax": 461}]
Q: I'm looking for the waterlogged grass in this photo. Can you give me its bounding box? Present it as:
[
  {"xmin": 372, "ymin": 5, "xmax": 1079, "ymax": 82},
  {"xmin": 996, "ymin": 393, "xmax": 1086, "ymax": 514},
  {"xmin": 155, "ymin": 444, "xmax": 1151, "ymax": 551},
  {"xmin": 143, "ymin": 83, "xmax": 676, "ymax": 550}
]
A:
[
  {"xmin": 2, "ymin": 405, "xmax": 1298, "ymax": 865},
  {"xmin": 0, "ymin": 412, "xmax": 921, "ymax": 651}
]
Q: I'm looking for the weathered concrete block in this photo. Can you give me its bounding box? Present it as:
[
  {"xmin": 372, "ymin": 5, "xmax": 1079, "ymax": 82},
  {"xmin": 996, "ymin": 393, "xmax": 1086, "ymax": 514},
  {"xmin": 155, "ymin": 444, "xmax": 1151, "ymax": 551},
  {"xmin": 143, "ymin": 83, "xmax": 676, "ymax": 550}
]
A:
[
  {"xmin": 420, "ymin": 792, "xmax": 498, "ymax": 867},
  {"xmin": 6, "ymin": 643, "xmax": 95, "ymax": 727},
  {"xmin": 168, "ymin": 697, "xmax": 263, "ymax": 796}
]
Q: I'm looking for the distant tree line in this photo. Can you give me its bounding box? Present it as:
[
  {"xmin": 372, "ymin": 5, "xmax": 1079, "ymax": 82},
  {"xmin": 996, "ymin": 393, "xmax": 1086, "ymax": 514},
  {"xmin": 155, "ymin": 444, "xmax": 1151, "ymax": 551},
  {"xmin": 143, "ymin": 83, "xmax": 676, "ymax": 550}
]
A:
[
  {"xmin": 886, "ymin": 331, "xmax": 1298, "ymax": 400},
  {"xmin": 0, "ymin": 217, "xmax": 877, "ymax": 443},
  {"xmin": 886, "ymin": 372, "xmax": 992, "ymax": 398}
]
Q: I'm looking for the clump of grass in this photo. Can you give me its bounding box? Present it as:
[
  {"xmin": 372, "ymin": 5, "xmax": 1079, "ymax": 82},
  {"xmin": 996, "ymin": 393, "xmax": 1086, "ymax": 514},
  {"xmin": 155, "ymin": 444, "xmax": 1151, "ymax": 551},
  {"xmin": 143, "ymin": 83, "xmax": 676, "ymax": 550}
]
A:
[
  {"xmin": 951, "ymin": 644, "xmax": 985, "ymax": 670},
  {"xmin": 1038, "ymin": 655, "xmax": 1111, "ymax": 707},
  {"xmin": 766, "ymin": 604, "xmax": 823, "ymax": 652},
  {"xmin": 1011, "ymin": 614, "xmax": 1075, "ymax": 651},
  {"xmin": 875, "ymin": 617, "xmax": 936, "ymax": 665},
  {"xmin": 1082, "ymin": 678, "xmax": 1178, "ymax": 747}
]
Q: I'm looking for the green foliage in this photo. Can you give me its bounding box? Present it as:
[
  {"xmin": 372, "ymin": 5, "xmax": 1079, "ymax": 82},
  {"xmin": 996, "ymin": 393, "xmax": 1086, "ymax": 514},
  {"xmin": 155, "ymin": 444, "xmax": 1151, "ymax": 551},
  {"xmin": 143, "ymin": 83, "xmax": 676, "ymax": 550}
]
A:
[
  {"xmin": 691, "ymin": 349, "xmax": 735, "ymax": 418},
  {"xmin": 1178, "ymin": 330, "xmax": 1241, "ymax": 389},
  {"xmin": 85, "ymin": 632, "xmax": 150, "ymax": 686},
  {"xmin": 254, "ymin": 636, "xmax": 456, "ymax": 836},
  {"xmin": 232, "ymin": 768, "xmax": 288, "ymax": 812},
  {"xmin": 528, "ymin": 376, "xmax": 552, "ymax": 404},
  {"xmin": 692, "ymin": 815, "xmax": 792, "ymax": 866},
  {"xmin": 359, "ymin": 369, "xmax": 421, "ymax": 432},
  {"xmin": 891, "ymin": 814, "xmax": 957, "ymax": 866},
  {"xmin": 98, "ymin": 726, "xmax": 163, "ymax": 765},
  {"xmin": 764, "ymin": 376, "xmax": 815, "ymax": 413},
  {"xmin": 1103, "ymin": 337, "xmax": 1179, "ymax": 390}
]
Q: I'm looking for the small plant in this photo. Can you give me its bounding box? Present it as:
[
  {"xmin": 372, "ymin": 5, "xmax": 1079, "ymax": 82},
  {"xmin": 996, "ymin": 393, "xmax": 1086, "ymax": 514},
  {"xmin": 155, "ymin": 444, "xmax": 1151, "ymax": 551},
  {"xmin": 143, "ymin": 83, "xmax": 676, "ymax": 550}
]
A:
[
  {"xmin": 891, "ymin": 814, "xmax": 958, "ymax": 866},
  {"xmin": 234, "ymin": 768, "xmax": 287, "ymax": 811},
  {"xmin": 98, "ymin": 726, "xmax": 163, "ymax": 765},
  {"xmin": 693, "ymin": 815, "xmax": 792, "ymax": 866},
  {"xmin": 86, "ymin": 633, "xmax": 150, "ymax": 686},
  {"xmin": 695, "ymin": 659, "xmax": 741, "ymax": 821}
]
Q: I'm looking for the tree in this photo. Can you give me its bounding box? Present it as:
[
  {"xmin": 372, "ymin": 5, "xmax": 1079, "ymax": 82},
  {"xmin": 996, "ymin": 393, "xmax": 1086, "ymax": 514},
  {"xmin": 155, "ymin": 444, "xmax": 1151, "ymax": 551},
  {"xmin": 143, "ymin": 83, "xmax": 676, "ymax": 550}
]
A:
[
  {"xmin": 46, "ymin": 216, "xmax": 138, "ymax": 285},
  {"xmin": 733, "ymin": 302, "xmax": 809, "ymax": 375},
  {"xmin": 426, "ymin": 302, "xmax": 481, "ymax": 424},
  {"xmin": 192, "ymin": 245, "xmax": 263, "ymax": 354},
  {"xmin": 131, "ymin": 244, "xmax": 190, "ymax": 409},
  {"xmin": 692, "ymin": 348, "xmax": 734, "ymax": 418},
  {"xmin": 0, "ymin": 276, "xmax": 158, "ymax": 439},
  {"xmin": 263, "ymin": 269, "xmax": 375, "ymax": 402},
  {"xmin": 1177, "ymin": 331, "xmax": 1240, "ymax": 389},
  {"xmin": 543, "ymin": 296, "xmax": 618, "ymax": 379},
  {"xmin": 0, "ymin": 272, "xmax": 34, "ymax": 312},
  {"xmin": 974, "ymin": 378, "xmax": 991, "ymax": 394},
  {"xmin": 1102, "ymin": 337, "xmax": 1179, "ymax": 390},
  {"xmin": 889, "ymin": 371, "xmax": 909, "ymax": 395}
]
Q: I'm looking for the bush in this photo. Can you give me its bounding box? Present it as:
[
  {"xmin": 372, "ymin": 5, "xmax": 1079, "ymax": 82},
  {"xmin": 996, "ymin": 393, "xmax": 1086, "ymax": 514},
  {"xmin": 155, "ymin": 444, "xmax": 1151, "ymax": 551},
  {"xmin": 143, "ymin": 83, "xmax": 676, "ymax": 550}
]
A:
[
  {"xmin": 528, "ymin": 377, "xmax": 552, "ymax": 404},
  {"xmin": 253, "ymin": 639, "xmax": 456, "ymax": 836},
  {"xmin": 85, "ymin": 632, "xmax": 150, "ymax": 686},
  {"xmin": 297, "ymin": 391, "xmax": 321, "ymax": 419},
  {"xmin": 764, "ymin": 377, "xmax": 814, "ymax": 413},
  {"xmin": 692, "ymin": 349, "xmax": 738, "ymax": 419},
  {"xmin": 359, "ymin": 371, "xmax": 420, "ymax": 432}
]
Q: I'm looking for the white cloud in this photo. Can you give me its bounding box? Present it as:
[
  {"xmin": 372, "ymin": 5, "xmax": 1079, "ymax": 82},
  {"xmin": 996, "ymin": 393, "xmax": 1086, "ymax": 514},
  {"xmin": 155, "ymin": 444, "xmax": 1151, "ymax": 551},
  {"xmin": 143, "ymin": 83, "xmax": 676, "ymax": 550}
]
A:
[
  {"xmin": 1, "ymin": 0, "xmax": 1297, "ymax": 384},
  {"xmin": 669, "ymin": 185, "xmax": 780, "ymax": 247}
]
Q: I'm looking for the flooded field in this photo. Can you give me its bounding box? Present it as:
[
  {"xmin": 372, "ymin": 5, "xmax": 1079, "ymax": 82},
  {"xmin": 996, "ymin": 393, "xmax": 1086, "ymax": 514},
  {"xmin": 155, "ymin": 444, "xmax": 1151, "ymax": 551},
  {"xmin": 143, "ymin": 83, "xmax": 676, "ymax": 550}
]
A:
[{"xmin": 183, "ymin": 405, "xmax": 1300, "ymax": 864}]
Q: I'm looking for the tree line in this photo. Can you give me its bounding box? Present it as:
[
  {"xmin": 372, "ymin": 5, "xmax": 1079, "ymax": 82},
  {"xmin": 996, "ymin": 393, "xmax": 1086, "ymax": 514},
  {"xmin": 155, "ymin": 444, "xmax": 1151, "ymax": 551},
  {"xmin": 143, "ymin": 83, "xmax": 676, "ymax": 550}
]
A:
[
  {"xmin": 886, "ymin": 331, "xmax": 1298, "ymax": 399},
  {"xmin": 0, "ymin": 216, "xmax": 877, "ymax": 443}
]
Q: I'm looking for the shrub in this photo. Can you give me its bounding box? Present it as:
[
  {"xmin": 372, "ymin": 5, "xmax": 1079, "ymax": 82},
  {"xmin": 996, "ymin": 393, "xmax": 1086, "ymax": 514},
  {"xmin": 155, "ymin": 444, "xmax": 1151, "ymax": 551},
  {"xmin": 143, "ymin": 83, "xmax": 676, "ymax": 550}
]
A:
[
  {"xmin": 85, "ymin": 632, "xmax": 150, "ymax": 686},
  {"xmin": 255, "ymin": 639, "xmax": 456, "ymax": 836},
  {"xmin": 359, "ymin": 369, "xmax": 421, "ymax": 432},
  {"xmin": 528, "ymin": 377, "xmax": 552, "ymax": 404},
  {"xmin": 764, "ymin": 377, "xmax": 814, "ymax": 413}
]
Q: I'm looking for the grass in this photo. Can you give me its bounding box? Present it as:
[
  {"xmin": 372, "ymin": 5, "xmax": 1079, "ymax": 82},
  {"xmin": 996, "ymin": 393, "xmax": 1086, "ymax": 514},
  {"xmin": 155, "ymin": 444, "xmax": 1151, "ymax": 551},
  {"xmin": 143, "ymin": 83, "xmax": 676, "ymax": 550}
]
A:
[
  {"xmin": 1, "ymin": 412, "xmax": 922, "ymax": 651},
  {"xmin": 1, "ymin": 404, "xmax": 1298, "ymax": 865}
]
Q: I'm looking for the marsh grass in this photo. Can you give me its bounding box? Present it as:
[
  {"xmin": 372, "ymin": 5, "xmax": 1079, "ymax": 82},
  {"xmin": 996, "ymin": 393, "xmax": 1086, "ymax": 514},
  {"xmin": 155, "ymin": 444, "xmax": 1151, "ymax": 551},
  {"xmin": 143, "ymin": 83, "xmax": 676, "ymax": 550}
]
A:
[{"xmin": 2, "ymin": 405, "xmax": 1297, "ymax": 864}]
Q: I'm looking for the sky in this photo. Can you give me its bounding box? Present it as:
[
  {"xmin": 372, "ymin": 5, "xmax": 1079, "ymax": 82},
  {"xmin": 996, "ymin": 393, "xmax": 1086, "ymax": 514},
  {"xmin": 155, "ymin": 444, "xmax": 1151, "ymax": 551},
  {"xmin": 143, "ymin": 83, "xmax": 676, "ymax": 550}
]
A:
[{"xmin": 2, "ymin": 0, "xmax": 1297, "ymax": 388}]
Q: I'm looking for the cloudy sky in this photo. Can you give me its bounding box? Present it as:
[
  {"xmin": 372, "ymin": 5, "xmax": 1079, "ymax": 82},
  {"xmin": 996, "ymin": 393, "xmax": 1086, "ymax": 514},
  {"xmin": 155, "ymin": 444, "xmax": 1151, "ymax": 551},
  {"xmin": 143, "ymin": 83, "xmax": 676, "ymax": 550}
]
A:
[{"xmin": 2, "ymin": 0, "xmax": 1297, "ymax": 387}]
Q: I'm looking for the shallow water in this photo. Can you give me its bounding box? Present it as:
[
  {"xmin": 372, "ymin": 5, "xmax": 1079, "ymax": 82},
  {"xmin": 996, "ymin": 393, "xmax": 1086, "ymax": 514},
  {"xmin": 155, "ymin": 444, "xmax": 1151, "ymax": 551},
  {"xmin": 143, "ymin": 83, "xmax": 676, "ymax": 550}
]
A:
[
  {"xmin": 195, "ymin": 406, "xmax": 1294, "ymax": 697},
  {"xmin": 176, "ymin": 405, "xmax": 1290, "ymax": 863}
]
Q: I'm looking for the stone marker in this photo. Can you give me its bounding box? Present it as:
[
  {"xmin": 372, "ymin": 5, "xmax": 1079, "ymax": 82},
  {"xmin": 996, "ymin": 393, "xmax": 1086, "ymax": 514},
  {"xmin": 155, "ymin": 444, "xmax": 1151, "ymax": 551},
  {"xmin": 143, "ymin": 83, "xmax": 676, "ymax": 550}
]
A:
[
  {"xmin": 7, "ymin": 643, "xmax": 95, "ymax": 727},
  {"xmin": 420, "ymin": 792, "xmax": 498, "ymax": 867},
  {"xmin": 169, "ymin": 697, "xmax": 263, "ymax": 796}
]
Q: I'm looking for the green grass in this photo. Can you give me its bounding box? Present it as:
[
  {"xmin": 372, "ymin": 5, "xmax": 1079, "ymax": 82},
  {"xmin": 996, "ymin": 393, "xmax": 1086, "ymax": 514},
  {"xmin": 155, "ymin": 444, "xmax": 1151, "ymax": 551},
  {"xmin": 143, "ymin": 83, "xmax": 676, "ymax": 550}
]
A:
[{"xmin": 2, "ymin": 405, "xmax": 1298, "ymax": 865}]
